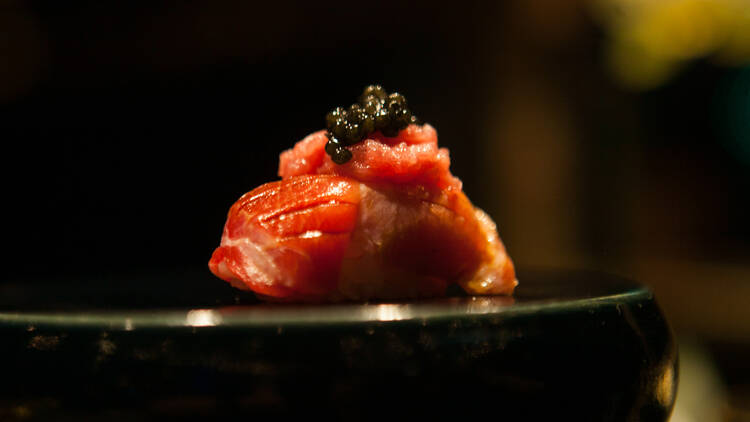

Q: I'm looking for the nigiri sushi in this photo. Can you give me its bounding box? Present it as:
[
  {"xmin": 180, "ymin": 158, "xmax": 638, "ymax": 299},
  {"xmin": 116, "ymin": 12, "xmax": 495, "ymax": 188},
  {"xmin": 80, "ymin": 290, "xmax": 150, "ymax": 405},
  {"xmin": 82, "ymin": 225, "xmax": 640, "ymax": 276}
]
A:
[{"xmin": 209, "ymin": 86, "xmax": 517, "ymax": 302}]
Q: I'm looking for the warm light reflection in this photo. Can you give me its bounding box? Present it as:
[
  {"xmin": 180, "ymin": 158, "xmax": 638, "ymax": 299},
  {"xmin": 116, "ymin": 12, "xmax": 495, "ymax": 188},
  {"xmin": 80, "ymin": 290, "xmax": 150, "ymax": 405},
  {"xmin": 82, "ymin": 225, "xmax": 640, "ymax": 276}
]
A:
[
  {"xmin": 466, "ymin": 296, "xmax": 515, "ymax": 313},
  {"xmin": 299, "ymin": 230, "xmax": 322, "ymax": 239},
  {"xmin": 185, "ymin": 309, "xmax": 222, "ymax": 327},
  {"xmin": 124, "ymin": 318, "xmax": 134, "ymax": 331},
  {"xmin": 656, "ymin": 363, "xmax": 676, "ymax": 407},
  {"xmin": 366, "ymin": 304, "xmax": 412, "ymax": 321}
]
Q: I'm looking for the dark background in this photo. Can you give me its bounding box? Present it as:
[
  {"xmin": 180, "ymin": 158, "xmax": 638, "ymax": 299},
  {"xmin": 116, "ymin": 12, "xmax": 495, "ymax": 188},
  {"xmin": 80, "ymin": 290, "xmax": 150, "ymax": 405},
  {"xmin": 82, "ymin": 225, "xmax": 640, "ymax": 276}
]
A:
[
  {"xmin": 3, "ymin": 1, "xmax": 495, "ymax": 281},
  {"xmin": 2, "ymin": 1, "xmax": 750, "ymax": 418}
]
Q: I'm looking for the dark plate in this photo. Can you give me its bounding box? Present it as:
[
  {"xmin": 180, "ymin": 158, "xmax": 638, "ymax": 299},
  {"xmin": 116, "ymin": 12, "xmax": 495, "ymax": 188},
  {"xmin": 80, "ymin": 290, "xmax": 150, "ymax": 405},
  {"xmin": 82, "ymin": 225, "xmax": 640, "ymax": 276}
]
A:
[{"xmin": 0, "ymin": 269, "xmax": 677, "ymax": 421}]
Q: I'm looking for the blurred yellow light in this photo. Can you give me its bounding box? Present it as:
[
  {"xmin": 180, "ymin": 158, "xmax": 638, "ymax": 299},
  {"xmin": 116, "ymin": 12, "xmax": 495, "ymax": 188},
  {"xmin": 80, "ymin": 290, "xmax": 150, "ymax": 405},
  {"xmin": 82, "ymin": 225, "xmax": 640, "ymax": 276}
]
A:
[
  {"xmin": 714, "ymin": 5, "xmax": 750, "ymax": 65},
  {"xmin": 606, "ymin": 39, "xmax": 679, "ymax": 90},
  {"xmin": 593, "ymin": 0, "xmax": 750, "ymax": 90},
  {"xmin": 631, "ymin": 0, "xmax": 727, "ymax": 61}
]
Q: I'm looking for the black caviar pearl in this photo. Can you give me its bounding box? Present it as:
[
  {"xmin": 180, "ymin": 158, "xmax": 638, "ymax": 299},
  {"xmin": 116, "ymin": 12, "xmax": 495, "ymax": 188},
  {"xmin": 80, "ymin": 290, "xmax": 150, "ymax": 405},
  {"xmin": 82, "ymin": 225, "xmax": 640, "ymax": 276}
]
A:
[
  {"xmin": 330, "ymin": 145, "xmax": 352, "ymax": 164},
  {"xmin": 326, "ymin": 107, "xmax": 345, "ymax": 131},
  {"xmin": 348, "ymin": 103, "xmax": 362, "ymax": 115},
  {"xmin": 323, "ymin": 85, "xmax": 418, "ymax": 162},
  {"xmin": 348, "ymin": 104, "xmax": 366, "ymax": 124},
  {"xmin": 331, "ymin": 118, "xmax": 348, "ymax": 141},
  {"xmin": 350, "ymin": 107, "xmax": 371, "ymax": 136},
  {"xmin": 325, "ymin": 135, "xmax": 353, "ymax": 164},
  {"xmin": 374, "ymin": 108, "xmax": 390, "ymax": 131},
  {"xmin": 361, "ymin": 95, "xmax": 383, "ymax": 115},
  {"xmin": 325, "ymin": 134, "xmax": 341, "ymax": 154},
  {"xmin": 360, "ymin": 114, "xmax": 375, "ymax": 135},
  {"xmin": 387, "ymin": 92, "xmax": 407, "ymax": 108},
  {"xmin": 361, "ymin": 85, "xmax": 387, "ymax": 102},
  {"xmin": 394, "ymin": 108, "xmax": 412, "ymax": 129},
  {"xmin": 343, "ymin": 122, "xmax": 361, "ymax": 145}
]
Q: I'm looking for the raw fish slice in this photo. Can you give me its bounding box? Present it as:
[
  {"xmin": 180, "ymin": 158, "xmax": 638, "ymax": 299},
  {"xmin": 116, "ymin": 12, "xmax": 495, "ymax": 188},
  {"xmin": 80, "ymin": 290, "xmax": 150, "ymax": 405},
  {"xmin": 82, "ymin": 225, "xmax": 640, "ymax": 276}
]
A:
[
  {"xmin": 209, "ymin": 174, "xmax": 517, "ymax": 302},
  {"xmin": 336, "ymin": 182, "xmax": 516, "ymax": 300},
  {"xmin": 209, "ymin": 175, "xmax": 359, "ymax": 300},
  {"xmin": 279, "ymin": 124, "xmax": 461, "ymax": 191}
]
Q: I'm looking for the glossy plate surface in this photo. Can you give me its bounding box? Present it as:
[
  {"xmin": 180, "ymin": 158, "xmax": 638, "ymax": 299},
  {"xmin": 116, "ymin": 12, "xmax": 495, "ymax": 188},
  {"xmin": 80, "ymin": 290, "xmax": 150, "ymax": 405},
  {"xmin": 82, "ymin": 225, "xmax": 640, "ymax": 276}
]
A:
[
  {"xmin": 0, "ymin": 269, "xmax": 677, "ymax": 421},
  {"xmin": 0, "ymin": 268, "xmax": 642, "ymax": 327}
]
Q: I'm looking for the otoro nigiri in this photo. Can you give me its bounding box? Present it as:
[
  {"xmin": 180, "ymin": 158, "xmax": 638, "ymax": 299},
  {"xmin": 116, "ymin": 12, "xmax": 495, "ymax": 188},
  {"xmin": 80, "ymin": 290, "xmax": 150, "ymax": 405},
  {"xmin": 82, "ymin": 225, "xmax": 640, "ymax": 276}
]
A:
[{"xmin": 209, "ymin": 86, "xmax": 516, "ymax": 301}]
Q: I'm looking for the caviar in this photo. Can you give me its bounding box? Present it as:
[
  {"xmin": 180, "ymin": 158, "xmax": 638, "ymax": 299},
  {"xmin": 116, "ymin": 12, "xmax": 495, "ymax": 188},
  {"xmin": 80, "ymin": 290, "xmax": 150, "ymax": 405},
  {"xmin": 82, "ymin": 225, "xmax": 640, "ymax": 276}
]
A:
[{"xmin": 325, "ymin": 85, "xmax": 419, "ymax": 164}]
